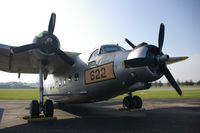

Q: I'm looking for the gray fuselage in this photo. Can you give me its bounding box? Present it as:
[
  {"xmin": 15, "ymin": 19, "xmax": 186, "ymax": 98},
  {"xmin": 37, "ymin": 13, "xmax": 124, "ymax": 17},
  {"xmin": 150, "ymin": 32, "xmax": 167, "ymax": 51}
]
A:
[{"xmin": 43, "ymin": 45, "xmax": 161, "ymax": 104}]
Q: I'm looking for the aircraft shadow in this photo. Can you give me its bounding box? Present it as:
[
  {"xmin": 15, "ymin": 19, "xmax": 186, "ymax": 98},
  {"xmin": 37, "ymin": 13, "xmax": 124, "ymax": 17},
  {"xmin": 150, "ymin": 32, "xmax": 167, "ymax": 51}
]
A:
[{"xmin": 55, "ymin": 100, "xmax": 124, "ymax": 118}]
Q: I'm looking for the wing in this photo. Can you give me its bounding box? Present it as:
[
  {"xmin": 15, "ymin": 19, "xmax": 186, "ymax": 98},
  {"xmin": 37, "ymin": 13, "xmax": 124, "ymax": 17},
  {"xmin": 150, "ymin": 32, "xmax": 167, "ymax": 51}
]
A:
[{"xmin": 0, "ymin": 43, "xmax": 79, "ymax": 74}]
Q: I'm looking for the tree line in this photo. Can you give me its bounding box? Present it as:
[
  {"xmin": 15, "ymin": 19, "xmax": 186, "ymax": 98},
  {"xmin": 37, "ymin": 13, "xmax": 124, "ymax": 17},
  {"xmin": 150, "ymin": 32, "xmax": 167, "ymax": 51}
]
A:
[
  {"xmin": 153, "ymin": 80, "xmax": 200, "ymax": 87},
  {"xmin": 0, "ymin": 82, "xmax": 38, "ymax": 89}
]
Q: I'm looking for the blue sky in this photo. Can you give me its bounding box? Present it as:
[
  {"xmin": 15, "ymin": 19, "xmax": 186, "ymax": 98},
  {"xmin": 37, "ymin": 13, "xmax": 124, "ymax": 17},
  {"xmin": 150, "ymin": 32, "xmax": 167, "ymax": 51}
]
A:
[{"xmin": 0, "ymin": 0, "xmax": 199, "ymax": 82}]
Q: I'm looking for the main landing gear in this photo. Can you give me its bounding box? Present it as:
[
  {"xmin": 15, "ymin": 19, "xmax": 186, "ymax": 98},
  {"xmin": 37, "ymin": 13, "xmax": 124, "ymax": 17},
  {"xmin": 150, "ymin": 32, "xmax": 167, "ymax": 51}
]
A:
[
  {"xmin": 30, "ymin": 99, "xmax": 54, "ymax": 118},
  {"xmin": 30, "ymin": 61, "xmax": 54, "ymax": 118},
  {"xmin": 123, "ymin": 92, "xmax": 143, "ymax": 109}
]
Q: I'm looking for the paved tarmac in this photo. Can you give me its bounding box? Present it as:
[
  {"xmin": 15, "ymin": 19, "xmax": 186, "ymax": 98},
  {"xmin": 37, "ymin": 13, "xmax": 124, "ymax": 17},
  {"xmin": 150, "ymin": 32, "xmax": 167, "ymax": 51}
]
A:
[{"xmin": 0, "ymin": 99, "xmax": 200, "ymax": 133}]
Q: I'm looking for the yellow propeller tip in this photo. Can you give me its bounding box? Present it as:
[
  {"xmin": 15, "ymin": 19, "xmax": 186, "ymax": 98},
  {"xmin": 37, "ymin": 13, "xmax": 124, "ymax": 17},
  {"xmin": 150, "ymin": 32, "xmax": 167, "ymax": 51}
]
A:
[{"xmin": 181, "ymin": 56, "xmax": 189, "ymax": 60}]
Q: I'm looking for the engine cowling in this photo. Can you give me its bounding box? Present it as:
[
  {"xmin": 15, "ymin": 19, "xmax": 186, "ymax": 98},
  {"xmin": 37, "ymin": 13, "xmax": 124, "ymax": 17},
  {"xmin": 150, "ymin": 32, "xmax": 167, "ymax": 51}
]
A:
[
  {"xmin": 33, "ymin": 31, "xmax": 60, "ymax": 55},
  {"xmin": 126, "ymin": 44, "xmax": 163, "ymax": 82}
]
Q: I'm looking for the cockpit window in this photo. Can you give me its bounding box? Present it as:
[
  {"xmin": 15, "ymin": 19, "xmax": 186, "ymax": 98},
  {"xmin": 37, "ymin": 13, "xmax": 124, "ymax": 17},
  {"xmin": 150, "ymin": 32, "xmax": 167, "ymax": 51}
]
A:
[
  {"xmin": 100, "ymin": 45, "xmax": 125, "ymax": 54},
  {"xmin": 88, "ymin": 49, "xmax": 99, "ymax": 61},
  {"xmin": 88, "ymin": 45, "xmax": 125, "ymax": 61}
]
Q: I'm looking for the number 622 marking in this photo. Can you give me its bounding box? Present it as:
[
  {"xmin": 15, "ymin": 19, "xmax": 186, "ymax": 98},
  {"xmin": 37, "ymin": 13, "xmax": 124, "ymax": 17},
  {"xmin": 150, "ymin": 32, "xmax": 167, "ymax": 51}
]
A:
[
  {"xmin": 85, "ymin": 63, "xmax": 115, "ymax": 84},
  {"xmin": 90, "ymin": 67, "xmax": 106, "ymax": 80}
]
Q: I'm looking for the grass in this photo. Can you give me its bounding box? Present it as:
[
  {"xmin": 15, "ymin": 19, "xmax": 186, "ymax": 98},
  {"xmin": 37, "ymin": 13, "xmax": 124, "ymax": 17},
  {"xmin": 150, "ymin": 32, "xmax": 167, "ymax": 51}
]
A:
[
  {"xmin": 0, "ymin": 89, "xmax": 39, "ymax": 100},
  {"xmin": 0, "ymin": 86, "xmax": 199, "ymax": 100},
  {"xmin": 114, "ymin": 87, "xmax": 200, "ymax": 100}
]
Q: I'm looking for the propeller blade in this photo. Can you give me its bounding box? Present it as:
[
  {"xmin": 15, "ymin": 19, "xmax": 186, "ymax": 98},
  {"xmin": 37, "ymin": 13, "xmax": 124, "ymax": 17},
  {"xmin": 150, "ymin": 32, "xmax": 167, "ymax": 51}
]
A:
[
  {"xmin": 48, "ymin": 13, "xmax": 56, "ymax": 34},
  {"xmin": 161, "ymin": 65, "xmax": 182, "ymax": 96},
  {"xmin": 166, "ymin": 56, "xmax": 188, "ymax": 65},
  {"xmin": 125, "ymin": 38, "xmax": 135, "ymax": 49},
  {"xmin": 158, "ymin": 23, "xmax": 165, "ymax": 52},
  {"xmin": 50, "ymin": 45, "xmax": 74, "ymax": 66},
  {"xmin": 12, "ymin": 44, "xmax": 38, "ymax": 53},
  {"xmin": 124, "ymin": 58, "xmax": 154, "ymax": 68}
]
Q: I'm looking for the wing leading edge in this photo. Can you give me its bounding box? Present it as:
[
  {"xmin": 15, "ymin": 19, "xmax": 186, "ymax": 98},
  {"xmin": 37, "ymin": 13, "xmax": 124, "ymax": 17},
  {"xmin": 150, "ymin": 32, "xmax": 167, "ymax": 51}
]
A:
[{"xmin": 0, "ymin": 43, "xmax": 79, "ymax": 74}]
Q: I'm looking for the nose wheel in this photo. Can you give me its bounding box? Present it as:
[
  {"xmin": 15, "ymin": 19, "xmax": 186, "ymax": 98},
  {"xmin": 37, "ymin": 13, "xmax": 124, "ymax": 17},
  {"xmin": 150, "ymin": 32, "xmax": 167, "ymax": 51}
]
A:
[{"xmin": 123, "ymin": 94, "xmax": 143, "ymax": 109}]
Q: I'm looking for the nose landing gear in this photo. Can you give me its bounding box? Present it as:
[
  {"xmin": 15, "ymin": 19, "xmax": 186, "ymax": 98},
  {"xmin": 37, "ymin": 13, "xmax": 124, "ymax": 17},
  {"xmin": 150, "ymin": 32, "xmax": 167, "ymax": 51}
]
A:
[{"xmin": 123, "ymin": 92, "xmax": 143, "ymax": 109}]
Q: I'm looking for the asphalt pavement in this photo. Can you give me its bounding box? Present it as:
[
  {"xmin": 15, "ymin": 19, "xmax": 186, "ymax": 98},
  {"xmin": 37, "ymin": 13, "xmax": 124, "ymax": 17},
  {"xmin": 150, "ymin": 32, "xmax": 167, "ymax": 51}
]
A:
[{"xmin": 0, "ymin": 99, "xmax": 200, "ymax": 133}]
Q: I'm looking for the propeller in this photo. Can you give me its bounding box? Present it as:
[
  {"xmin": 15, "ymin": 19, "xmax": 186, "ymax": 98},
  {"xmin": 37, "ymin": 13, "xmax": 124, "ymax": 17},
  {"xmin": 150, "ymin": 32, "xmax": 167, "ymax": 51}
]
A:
[
  {"xmin": 161, "ymin": 65, "xmax": 182, "ymax": 95},
  {"xmin": 124, "ymin": 23, "xmax": 188, "ymax": 96},
  {"xmin": 48, "ymin": 13, "xmax": 56, "ymax": 34},
  {"xmin": 125, "ymin": 38, "xmax": 135, "ymax": 49},
  {"xmin": 124, "ymin": 58, "xmax": 154, "ymax": 67},
  {"xmin": 12, "ymin": 43, "xmax": 38, "ymax": 53},
  {"xmin": 158, "ymin": 23, "xmax": 165, "ymax": 52},
  {"xmin": 49, "ymin": 44, "xmax": 74, "ymax": 65},
  {"xmin": 166, "ymin": 56, "xmax": 188, "ymax": 65},
  {"xmin": 12, "ymin": 13, "xmax": 74, "ymax": 66}
]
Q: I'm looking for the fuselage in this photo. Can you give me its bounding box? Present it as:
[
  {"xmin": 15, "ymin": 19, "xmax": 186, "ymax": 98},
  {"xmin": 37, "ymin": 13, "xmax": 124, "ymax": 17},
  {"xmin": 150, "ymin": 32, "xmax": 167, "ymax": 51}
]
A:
[{"xmin": 43, "ymin": 44, "xmax": 162, "ymax": 104}]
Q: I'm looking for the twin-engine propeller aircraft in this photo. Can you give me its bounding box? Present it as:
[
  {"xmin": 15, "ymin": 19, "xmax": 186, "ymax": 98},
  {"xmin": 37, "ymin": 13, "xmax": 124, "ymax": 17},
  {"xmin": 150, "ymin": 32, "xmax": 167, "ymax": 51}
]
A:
[{"xmin": 0, "ymin": 13, "xmax": 188, "ymax": 118}]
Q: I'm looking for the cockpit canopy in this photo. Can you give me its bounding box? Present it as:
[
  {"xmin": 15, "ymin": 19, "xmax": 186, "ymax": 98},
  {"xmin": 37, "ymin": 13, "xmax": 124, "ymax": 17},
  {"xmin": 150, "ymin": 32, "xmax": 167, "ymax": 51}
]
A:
[
  {"xmin": 88, "ymin": 44, "xmax": 125, "ymax": 61},
  {"xmin": 99, "ymin": 44, "xmax": 125, "ymax": 54}
]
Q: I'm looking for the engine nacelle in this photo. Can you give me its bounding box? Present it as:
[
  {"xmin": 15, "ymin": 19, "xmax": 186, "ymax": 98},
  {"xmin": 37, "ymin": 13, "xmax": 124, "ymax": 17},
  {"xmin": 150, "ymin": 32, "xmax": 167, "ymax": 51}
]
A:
[{"xmin": 128, "ymin": 82, "xmax": 151, "ymax": 92}]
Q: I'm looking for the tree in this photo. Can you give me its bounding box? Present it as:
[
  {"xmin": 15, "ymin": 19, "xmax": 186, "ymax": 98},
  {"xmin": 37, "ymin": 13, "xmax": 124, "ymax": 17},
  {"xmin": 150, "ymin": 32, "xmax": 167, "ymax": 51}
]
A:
[
  {"xmin": 196, "ymin": 80, "xmax": 200, "ymax": 86},
  {"xmin": 176, "ymin": 79, "xmax": 180, "ymax": 86},
  {"xmin": 189, "ymin": 80, "xmax": 194, "ymax": 86},
  {"xmin": 154, "ymin": 81, "xmax": 158, "ymax": 87},
  {"xmin": 184, "ymin": 80, "xmax": 189, "ymax": 86},
  {"xmin": 158, "ymin": 81, "xmax": 163, "ymax": 87},
  {"xmin": 167, "ymin": 81, "xmax": 171, "ymax": 86}
]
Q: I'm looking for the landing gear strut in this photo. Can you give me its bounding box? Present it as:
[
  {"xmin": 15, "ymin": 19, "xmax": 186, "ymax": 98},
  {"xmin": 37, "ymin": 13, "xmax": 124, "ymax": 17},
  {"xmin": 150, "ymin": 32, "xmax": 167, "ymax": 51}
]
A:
[
  {"xmin": 123, "ymin": 92, "xmax": 143, "ymax": 109},
  {"xmin": 30, "ymin": 61, "xmax": 54, "ymax": 118}
]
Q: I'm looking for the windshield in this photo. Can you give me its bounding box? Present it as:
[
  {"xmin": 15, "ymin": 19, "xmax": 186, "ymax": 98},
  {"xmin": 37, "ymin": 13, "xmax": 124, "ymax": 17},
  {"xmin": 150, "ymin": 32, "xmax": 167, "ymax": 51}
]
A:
[{"xmin": 100, "ymin": 45, "xmax": 125, "ymax": 54}]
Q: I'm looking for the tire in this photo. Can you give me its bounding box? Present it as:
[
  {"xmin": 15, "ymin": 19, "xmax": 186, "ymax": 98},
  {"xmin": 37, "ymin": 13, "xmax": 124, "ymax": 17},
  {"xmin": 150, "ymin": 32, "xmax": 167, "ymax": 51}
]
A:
[
  {"xmin": 133, "ymin": 96, "xmax": 143, "ymax": 109},
  {"xmin": 30, "ymin": 100, "xmax": 40, "ymax": 118},
  {"xmin": 123, "ymin": 96, "xmax": 134, "ymax": 109},
  {"xmin": 43, "ymin": 100, "xmax": 54, "ymax": 117}
]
